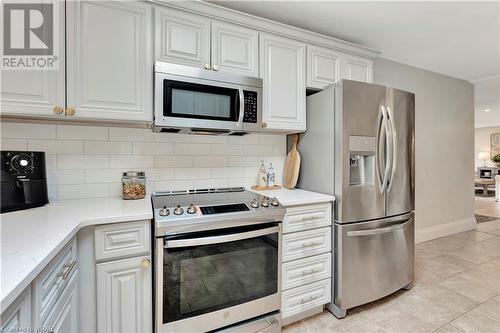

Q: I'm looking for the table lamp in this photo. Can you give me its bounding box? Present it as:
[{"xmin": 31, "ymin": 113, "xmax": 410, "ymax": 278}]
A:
[{"xmin": 478, "ymin": 151, "xmax": 490, "ymax": 167}]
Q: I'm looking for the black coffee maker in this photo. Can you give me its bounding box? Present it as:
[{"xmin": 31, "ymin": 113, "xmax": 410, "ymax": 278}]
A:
[{"xmin": 1, "ymin": 151, "xmax": 49, "ymax": 213}]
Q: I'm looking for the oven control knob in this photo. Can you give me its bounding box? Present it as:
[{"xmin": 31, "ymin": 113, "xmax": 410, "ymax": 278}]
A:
[
  {"xmin": 261, "ymin": 198, "xmax": 269, "ymax": 207},
  {"xmin": 159, "ymin": 206, "xmax": 170, "ymax": 216},
  {"xmin": 251, "ymin": 199, "xmax": 259, "ymax": 208},
  {"xmin": 174, "ymin": 205, "xmax": 184, "ymax": 215},
  {"xmin": 271, "ymin": 197, "xmax": 279, "ymax": 206},
  {"xmin": 187, "ymin": 204, "xmax": 197, "ymax": 214}
]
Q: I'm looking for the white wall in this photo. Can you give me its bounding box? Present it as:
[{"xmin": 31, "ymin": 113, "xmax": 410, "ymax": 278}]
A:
[
  {"xmin": 0, "ymin": 122, "xmax": 286, "ymax": 201},
  {"xmin": 374, "ymin": 58, "xmax": 475, "ymax": 243},
  {"xmin": 475, "ymin": 126, "xmax": 500, "ymax": 169}
]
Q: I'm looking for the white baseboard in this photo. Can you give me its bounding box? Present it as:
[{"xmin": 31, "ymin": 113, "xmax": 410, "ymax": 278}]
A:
[{"xmin": 415, "ymin": 217, "xmax": 477, "ymax": 243}]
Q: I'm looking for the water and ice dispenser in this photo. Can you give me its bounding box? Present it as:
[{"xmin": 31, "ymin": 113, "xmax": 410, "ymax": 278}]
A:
[{"xmin": 349, "ymin": 136, "xmax": 375, "ymax": 186}]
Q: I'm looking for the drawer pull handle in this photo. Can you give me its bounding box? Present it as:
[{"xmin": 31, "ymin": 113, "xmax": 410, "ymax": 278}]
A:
[
  {"xmin": 57, "ymin": 260, "xmax": 76, "ymax": 279},
  {"xmin": 300, "ymin": 296, "xmax": 319, "ymax": 304},
  {"xmin": 302, "ymin": 216, "xmax": 320, "ymax": 221},
  {"xmin": 302, "ymin": 242, "xmax": 320, "ymax": 248},
  {"xmin": 301, "ymin": 269, "xmax": 319, "ymax": 276},
  {"xmin": 142, "ymin": 258, "xmax": 151, "ymax": 268}
]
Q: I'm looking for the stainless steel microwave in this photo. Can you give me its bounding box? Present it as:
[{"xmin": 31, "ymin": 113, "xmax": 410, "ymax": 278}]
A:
[{"xmin": 154, "ymin": 62, "xmax": 263, "ymax": 135}]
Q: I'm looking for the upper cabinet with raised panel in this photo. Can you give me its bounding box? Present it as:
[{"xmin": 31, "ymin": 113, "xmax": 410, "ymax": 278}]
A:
[
  {"xmin": 66, "ymin": 1, "xmax": 153, "ymax": 121},
  {"xmin": 155, "ymin": 8, "xmax": 211, "ymax": 69},
  {"xmin": 0, "ymin": 0, "xmax": 65, "ymax": 118},
  {"xmin": 343, "ymin": 54, "xmax": 373, "ymax": 83},
  {"xmin": 211, "ymin": 21, "xmax": 259, "ymax": 77},
  {"xmin": 307, "ymin": 45, "xmax": 342, "ymax": 90},
  {"xmin": 260, "ymin": 34, "xmax": 306, "ymax": 132}
]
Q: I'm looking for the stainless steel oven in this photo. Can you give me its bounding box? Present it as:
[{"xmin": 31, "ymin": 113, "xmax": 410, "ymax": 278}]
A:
[
  {"xmin": 154, "ymin": 62, "xmax": 262, "ymax": 135},
  {"xmin": 155, "ymin": 223, "xmax": 281, "ymax": 333}
]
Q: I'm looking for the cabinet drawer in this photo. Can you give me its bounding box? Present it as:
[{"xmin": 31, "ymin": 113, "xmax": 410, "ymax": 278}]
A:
[
  {"xmin": 282, "ymin": 227, "xmax": 331, "ymax": 262},
  {"xmin": 283, "ymin": 203, "xmax": 331, "ymax": 233},
  {"xmin": 95, "ymin": 220, "xmax": 150, "ymax": 261},
  {"xmin": 33, "ymin": 237, "xmax": 77, "ymax": 325},
  {"xmin": 282, "ymin": 253, "xmax": 331, "ymax": 290},
  {"xmin": 281, "ymin": 278, "xmax": 331, "ymax": 319}
]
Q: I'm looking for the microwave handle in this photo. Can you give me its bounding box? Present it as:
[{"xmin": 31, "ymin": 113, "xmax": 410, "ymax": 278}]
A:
[{"xmin": 237, "ymin": 89, "xmax": 245, "ymax": 127}]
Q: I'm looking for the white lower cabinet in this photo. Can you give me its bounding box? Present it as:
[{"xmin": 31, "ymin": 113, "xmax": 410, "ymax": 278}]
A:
[
  {"xmin": 280, "ymin": 202, "xmax": 333, "ymax": 325},
  {"xmin": 95, "ymin": 221, "xmax": 152, "ymax": 333},
  {"xmin": 0, "ymin": 288, "xmax": 31, "ymax": 332},
  {"xmin": 43, "ymin": 271, "xmax": 79, "ymax": 333}
]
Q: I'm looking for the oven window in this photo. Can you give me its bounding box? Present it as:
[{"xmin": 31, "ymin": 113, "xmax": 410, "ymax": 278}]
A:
[
  {"xmin": 164, "ymin": 80, "xmax": 239, "ymax": 121},
  {"xmin": 163, "ymin": 231, "xmax": 278, "ymax": 323}
]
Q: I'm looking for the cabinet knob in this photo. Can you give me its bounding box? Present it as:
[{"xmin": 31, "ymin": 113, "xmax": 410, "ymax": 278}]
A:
[
  {"xmin": 211, "ymin": 64, "xmax": 218, "ymax": 71},
  {"xmin": 262, "ymin": 122, "xmax": 267, "ymax": 128},
  {"xmin": 141, "ymin": 258, "xmax": 151, "ymax": 268},
  {"xmin": 204, "ymin": 64, "xmax": 211, "ymax": 70},
  {"xmin": 53, "ymin": 106, "xmax": 63, "ymax": 115},
  {"xmin": 65, "ymin": 107, "xmax": 75, "ymax": 116}
]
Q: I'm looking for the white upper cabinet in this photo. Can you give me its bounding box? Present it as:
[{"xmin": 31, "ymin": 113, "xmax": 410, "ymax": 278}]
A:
[
  {"xmin": 211, "ymin": 21, "xmax": 259, "ymax": 77},
  {"xmin": 155, "ymin": 8, "xmax": 211, "ymax": 69},
  {"xmin": 66, "ymin": 1, "xmax": 153, "ymax": 121},
  {"xmin": 307, "ymin": 45, "xmax": 342, "ymax": 90},
  {"xmin": 343, "ymin": 54, "xmax": 373, "ymax": 83},
  {"xmin": 260, "ymin": 34, "xmax": 306, "ymax": 132},
  {"xmin": 0, "ymin": 0, "xmax": 65, "ymax": 118}
]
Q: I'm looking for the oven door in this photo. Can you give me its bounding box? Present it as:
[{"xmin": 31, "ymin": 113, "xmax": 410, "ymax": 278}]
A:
[
  {"xmin": 154, "ymin": 72, "xmax": 245, "ymax": 134},
  {"xmin": 155, "ymin": 224, "xmax": 281, "ymax": 333}
]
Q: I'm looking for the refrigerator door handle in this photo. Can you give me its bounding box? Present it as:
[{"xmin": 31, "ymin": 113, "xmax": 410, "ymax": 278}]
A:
[
  {"xmin": 386, "ymin": 106, "xmax": 398, "ymax": 192},
  {"xmin": 346, "ymin": 218, "xmax": 411, "ymax": 237},
  {"xmin": 376, "ymin": 106, "xmax": 389, "ymax": 193}
]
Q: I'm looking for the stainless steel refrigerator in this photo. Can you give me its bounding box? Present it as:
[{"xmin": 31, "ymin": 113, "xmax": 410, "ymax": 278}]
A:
[{"xmin": 298, "ymin": 80, "xmax": 415, "ymax": 318}]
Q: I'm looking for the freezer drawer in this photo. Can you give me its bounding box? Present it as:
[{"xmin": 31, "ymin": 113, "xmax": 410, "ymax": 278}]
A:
[{"xmin": 334, "ymin": 213, "xmax": 414, "ymax": 310}]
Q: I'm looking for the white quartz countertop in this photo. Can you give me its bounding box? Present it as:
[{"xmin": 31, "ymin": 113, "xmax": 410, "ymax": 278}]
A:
[
  {"xmin": 0, "ymin": 197, "xmax": 152, "ymax": 311},
  {"xmin": 250, "ymin": 188, "xmax": 334, "ymax": 207}
]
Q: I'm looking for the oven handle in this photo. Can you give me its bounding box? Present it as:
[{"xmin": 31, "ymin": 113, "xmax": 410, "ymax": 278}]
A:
[
  {"xmin": 237, "ymin": 88, "xmax": 245, "ymax": 127},
  {"xmin": 164, "ymin": 225, "xmax": 279, "ymax": 248}
]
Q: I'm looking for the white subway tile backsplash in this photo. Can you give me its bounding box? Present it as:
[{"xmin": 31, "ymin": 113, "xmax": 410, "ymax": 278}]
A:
[
  {"xmin": 244, "ymin": 144, "xmax": 273, "ymax": 156},
  {"xmin": 109, "ymin": 155, "xmax": 154, "ymax": 169},
  {"xmin": 175, "ymin": 168, "xmax": 211, "ymax": 180},
  {"xmin": 2, "ymin": 123, "xmax": 286, "ymax": 200},
  {"xmin": 0, "ymin": 139, "xmax": 27, "ymax": 150},
  {"xmin": 211, "ymin": 144, "xmax": 244, "ymax": 156},
  {"xmin": 57, "ymin": 125, "xmax": 108, "ymax": 141},
  {"xmin": 155, "ymin": 155, "xmax": 193, "ymax": 168},
  {"xmin": 57, "ymin": 155, "xmax": 109, "ymax": 169},
  {"xmin": 194, "ymin": 156, "xmax": 227, "ymax": 168},
  {"xmin": 132, "ymin": 142, "xmax": 174, "ymax": 155},
  {"xmin": 48, "ymin": 169, "xmax": 84, "ymax": 185},
  {"xmin": 1, "ymin": 123, "xmax": 56, "ymax": 139},
  {"xmin": 28, "ymin": 140, "xmax": 84, "ymax": 155},
  {"xmin": 58, "ymin": 184, "xmax": 109, "ymax": 200},
  {"xmin": 85, "ymin": 141, "xmax": 132, "ymax": 155},
  {"xmin": 174, "ymin": 143, "xmax": 211, "ymax": 155},
  {"xmin": 109, "ymin": 127, "xmax": 154, "ymax": 142}
]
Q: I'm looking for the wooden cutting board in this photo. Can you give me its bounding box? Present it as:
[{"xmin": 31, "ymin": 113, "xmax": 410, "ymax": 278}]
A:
[{"xmin": 283, "ymin": 134, "xmax": 301, "ymax": 189}]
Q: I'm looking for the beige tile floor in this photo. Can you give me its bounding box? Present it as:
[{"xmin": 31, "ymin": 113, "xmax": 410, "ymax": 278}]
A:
[
  {"xmin": 475, "ymin": 197, "xmax": 500, "ymax": 218},
  {"xmin": 283, "ymin": 207, "xmax": 500, "ymax": 332}
]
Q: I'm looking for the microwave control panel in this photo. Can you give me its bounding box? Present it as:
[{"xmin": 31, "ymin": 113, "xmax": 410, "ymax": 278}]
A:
[{"xmin": 243, "ymin": 91, "xmax": 258, "ymax": 123}]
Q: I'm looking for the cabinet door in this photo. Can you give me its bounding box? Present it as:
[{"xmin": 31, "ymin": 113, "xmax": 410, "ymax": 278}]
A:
[
  {"xmin": 66, "ymin": 1, "xmax": 152, "ymax": 121},
  {"xmin": 0, "ymin": 288, "xmax": 31, "ymax": 331},
  {"xmin": 155, "ymin": 8, "xmax": 210, "ymax": 69},
  {"xmin": 260, "ymin": 34, "xmax": 306, "ymax": 132},
  {"xmin": 43, "ymin": 272, "xmax": 79, "ymax": 333},
  {"xmin": 307, "ymin": 45, "xmax": 342, "ymax": 90},
  {"xmin": 0, "ymin": 0, "xmax": 65, "ymax": 118},
  {"xmin": 97, "ymin": 256, "xmax": 152, "ymax": 333},
  {"xmin": 342, "ymin": 55, "xmax": 373, "ymax": 83},
  {"xmin": 211, "ymin": 21, "xmax": 258, "ymax": 77}
]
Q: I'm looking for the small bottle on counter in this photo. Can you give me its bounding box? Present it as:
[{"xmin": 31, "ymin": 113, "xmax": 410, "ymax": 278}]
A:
[
  {"xmin": 267, "ymin": 162, "xmax": 275, "ymax": 187},
  {"xmin": 258, "ymin": 160, "xmax": 267, "ymax": 187},
  {"xmin": 122, "ymin": 171, "xmax": 146, "ymax": 200}
]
